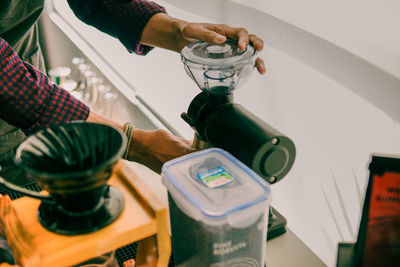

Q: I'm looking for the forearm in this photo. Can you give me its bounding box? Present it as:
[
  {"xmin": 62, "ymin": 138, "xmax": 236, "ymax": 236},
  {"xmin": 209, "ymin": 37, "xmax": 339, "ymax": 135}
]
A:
[
  {"xmin": 87, "ymin": 112, "xmax": 157, "ymax": 160},
  {"xmin": 67, "ymin": 0, "xmax": 166, "ymax": 55},
  {"xmin": 86, "ymin": 111, "xmax": 195, "ymax": 173},
  {"xmin": 140, "ymin": 13, "xmax": 190, "ymax": 53}
]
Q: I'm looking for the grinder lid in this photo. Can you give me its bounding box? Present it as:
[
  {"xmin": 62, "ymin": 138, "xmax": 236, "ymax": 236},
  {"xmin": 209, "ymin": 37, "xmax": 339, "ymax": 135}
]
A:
[{"xmin": 181, "ymin": 39, "xmax": 257, "ymax": 68}]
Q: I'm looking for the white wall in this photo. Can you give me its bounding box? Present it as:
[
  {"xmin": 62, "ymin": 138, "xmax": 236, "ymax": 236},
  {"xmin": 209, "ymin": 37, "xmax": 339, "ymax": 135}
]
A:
[{"xmin": 50, "ymin": 1, "xmax": 400, "ymax": 265}]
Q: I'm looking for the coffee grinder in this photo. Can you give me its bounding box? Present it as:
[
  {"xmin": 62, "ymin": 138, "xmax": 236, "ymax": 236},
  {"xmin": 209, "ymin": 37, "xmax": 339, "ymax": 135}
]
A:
[{"xmin": 180, "ymin": 39, "xmax": 296, "ymax": 239}]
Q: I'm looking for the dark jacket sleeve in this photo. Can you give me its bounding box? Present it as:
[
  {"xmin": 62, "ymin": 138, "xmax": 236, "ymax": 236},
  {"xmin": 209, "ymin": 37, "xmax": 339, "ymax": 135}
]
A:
[{"xmin": 66, "ymin": 0, "xmax": 166, "ymax": 55}]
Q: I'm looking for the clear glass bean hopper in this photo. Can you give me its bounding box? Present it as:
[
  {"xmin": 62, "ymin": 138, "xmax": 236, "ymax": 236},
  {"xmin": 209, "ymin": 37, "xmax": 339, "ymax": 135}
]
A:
[{"xmin": 181, "ymin": 39, "xmax": 257, "ymax": 94}]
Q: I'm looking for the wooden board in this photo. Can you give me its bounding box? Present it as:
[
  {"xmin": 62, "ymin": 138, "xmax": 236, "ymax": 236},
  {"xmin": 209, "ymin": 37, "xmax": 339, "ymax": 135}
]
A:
[{"xmin": 0, "ymin": 161, "xmax": 171, "ymax": 267}]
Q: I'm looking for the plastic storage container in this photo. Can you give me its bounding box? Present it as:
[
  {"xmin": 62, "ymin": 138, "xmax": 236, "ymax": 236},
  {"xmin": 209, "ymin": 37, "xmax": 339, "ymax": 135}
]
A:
[{"xmin": 162, "ymin": 148, "xmax": 271, "ymax": 267}]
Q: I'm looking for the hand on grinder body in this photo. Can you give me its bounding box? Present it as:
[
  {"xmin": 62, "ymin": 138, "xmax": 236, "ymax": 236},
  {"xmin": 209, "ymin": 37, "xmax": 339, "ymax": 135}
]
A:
[
  {"xmin": 125, "ymin": 128, "xmax": 196, "ymax": 173},
  {"xmin": 87, "ymin": 112, "xmax": 196, "ymax": 173}
]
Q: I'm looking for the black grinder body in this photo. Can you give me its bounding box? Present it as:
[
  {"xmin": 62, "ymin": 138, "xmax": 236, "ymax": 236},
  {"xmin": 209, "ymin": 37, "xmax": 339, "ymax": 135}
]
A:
[{"xmin": 181, "ymin": 92, "xmax": 296, "ymax": 184}]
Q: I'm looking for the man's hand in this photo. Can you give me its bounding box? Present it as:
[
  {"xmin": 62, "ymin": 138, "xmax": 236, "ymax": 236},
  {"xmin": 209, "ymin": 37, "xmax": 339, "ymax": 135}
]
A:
[
  {"xmin": 125, "ymin": 129, "xmax": 197, "ymax": 174},
  {"xmin": 141, "ymin": 13, "xmax": 266, "ymax": 74},
  {"xmin": 180, "ymin": 22, "xmax": 266, "ymax": 74},
  {"xmin": 86, "ymin": 112, "xmax": 196, "ymax": 173}
]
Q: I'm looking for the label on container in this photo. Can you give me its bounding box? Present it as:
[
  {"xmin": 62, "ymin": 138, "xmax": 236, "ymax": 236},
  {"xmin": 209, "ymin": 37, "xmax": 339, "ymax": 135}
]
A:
[{"xmin": 197, "ymin": 166, "xmax": 234, "ymax": 188}]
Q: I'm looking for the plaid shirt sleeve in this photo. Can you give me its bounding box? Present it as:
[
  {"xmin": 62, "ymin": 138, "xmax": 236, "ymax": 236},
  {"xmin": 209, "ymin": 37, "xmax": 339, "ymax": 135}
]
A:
[
  {"xmin": 67, "ymin": 0, "xmax": 167, "ymax": 55},
  {"xmin": 0, "ymin": 37, "xmax": 90, "ymax": 135}
]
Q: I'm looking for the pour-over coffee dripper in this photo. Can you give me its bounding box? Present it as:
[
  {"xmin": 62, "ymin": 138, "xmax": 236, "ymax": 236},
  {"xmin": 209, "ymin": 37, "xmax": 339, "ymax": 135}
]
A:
[
  {"xmin": 0, "ymin": 121, "xmax": 126, "ymax": 235},
  {"xmin": 180, "ymin": 39, "xmax": 296, "ymax": 239}
]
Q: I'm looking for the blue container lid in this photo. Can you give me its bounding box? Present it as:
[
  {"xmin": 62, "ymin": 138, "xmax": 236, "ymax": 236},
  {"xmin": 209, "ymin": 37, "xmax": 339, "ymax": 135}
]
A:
[{"xmin": 161, "ymin": 148, "xmax": 271, "ymax": 219}]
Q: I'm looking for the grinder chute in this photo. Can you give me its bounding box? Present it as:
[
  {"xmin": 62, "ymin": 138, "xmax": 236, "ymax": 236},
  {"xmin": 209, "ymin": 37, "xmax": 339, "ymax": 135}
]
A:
[{"xmin": 180, "ymin": 39, "xmax": 296, "ymax": 238}]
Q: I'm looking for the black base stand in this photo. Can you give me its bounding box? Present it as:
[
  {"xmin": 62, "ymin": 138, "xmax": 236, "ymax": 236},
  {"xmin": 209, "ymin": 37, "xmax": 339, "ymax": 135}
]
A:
[{"xmin": 267, "ymin": 206, "xmax": 287, "ymax": 240}]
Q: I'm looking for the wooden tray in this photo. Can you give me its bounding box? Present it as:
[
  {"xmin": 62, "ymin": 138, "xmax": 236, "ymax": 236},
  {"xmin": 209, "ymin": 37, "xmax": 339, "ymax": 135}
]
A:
[{"xmin": 0, "ymin": 161, "xmax": 171, "ymax": 267}]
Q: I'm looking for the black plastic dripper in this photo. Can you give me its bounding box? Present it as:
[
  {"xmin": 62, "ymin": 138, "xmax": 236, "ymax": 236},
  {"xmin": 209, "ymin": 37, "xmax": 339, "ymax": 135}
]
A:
[{"xmin": 14, "ymin": 121, "xmax": 127, "ymax": 235}]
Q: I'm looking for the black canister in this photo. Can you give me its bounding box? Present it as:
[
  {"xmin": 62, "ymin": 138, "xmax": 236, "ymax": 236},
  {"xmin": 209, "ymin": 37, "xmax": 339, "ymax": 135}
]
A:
[{"xmin": 162, "ymin": 148, "xmax": 271, "ymax": 267}]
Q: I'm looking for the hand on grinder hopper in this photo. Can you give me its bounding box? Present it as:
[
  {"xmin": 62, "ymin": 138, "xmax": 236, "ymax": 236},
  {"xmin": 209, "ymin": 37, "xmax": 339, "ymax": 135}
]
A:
[{"xmin": 140, "ymin": 13, "xmax": 267, "ymax": 75}]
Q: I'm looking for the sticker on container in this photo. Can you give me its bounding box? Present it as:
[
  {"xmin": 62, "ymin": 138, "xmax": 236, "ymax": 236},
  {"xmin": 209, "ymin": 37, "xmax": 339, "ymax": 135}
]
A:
[{"xmin": 197, "ymin": 166, "xmax": 234, "ymax": 188}]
